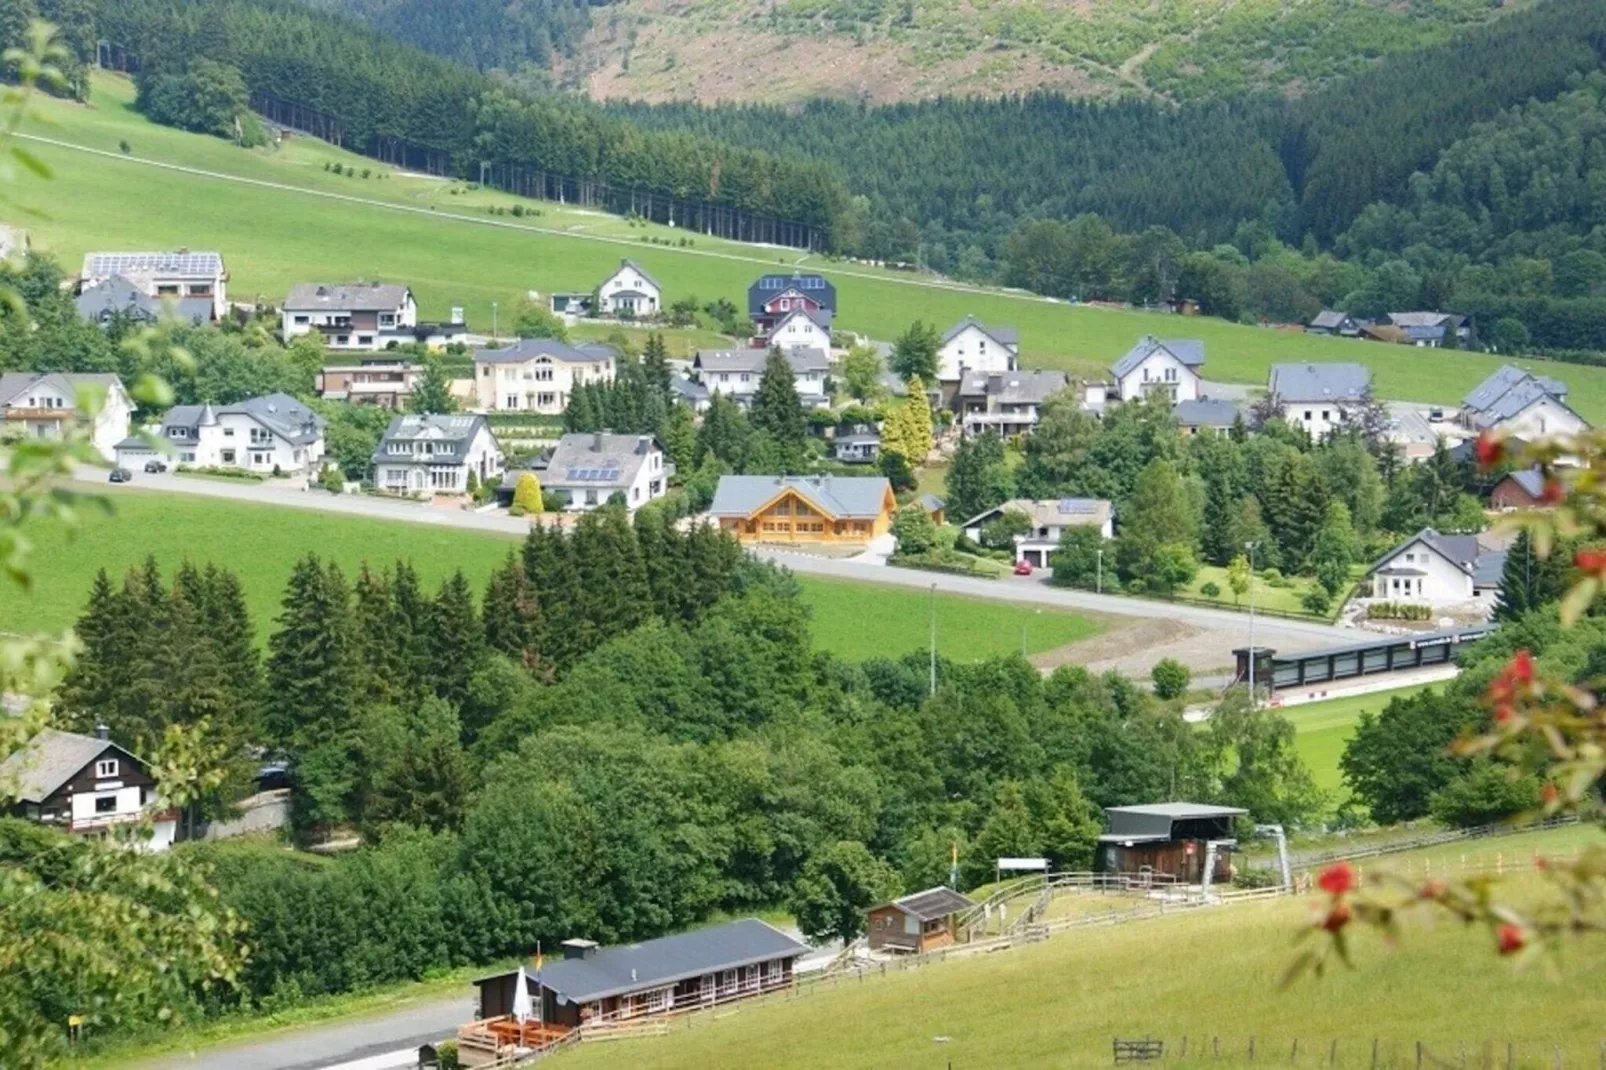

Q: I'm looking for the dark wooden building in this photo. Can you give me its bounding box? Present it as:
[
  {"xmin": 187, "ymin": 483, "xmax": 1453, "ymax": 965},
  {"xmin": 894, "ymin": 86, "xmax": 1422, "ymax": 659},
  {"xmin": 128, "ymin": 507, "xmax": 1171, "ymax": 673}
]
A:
[
  {"xmin": 1096, "ymin": 803, "xmax": 1248, "ymax": 883},
  {"xmin": 0, "ymin": 726, "xmax": 176, "ymax": 850},
  {"xmin": 471, "ymin": 919, "xmax": 806, "ymax": 1034},
  {"xmin": 866, "ymin": 886, "xmax": 974, "ymax": 954}
]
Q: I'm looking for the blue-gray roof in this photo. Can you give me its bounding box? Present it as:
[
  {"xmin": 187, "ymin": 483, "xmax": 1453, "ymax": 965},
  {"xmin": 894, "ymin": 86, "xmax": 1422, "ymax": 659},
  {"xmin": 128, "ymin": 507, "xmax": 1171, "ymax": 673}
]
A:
[
  {"xmin": 941, "ymin": 316, "xmax": 1019, "ymax": 347},
  {"xmin": 1461, "ymin": 365, "xmax": 1580, "ymax": 429},
  {"xmin": 1505, "ymin": 469, "xmax": 1546, "ymax": 498},
  {"xmin": 1172, "ymin": 398, "xmax": 1239, "ymax": 427},
  {"xmin": 1371, "ymin": 527, "xmax": 1493, "ymax": 579},
  {"xmin": 543, "ymin": 432, "xmax": 660, "ymax": 490},
  {"xmin": 1110, "ymin": 336, "xmax": 1204, "ymax": 378},
  {"xmin": 164, "ymin": 392, "xmax": 325, "ymax": 446},
  {"xmin": 481, "ymin": 919, "xmax": 806, "ymax": 1005},
  {"xmin": 76, "ymin": 275, "xmax": 211, "ymax": 326},
  {"xmin": 749, "ymin": 273, "xmax": 835, "ymax": 315},
  {"xmin": 373, "ymin": 413, "xmax": 493, "ymax": 462},
  {"xmin": 709, "ymin": 475, "xmax": 891, "ymax": 519},
  {"xmin": 1474, "ymin": 551, "xmax": 1508, "ymax": 587},
  {"xmin": 476, "ymin": 339, "xmax": 618, "ymax": 364},
  {"xmin": 1267, "ymin": 362, "xmax": 1372, "ymax": 403},
  {"xmin": 918, "ymin": 493, "xmax": 945, "ymax": 513}
]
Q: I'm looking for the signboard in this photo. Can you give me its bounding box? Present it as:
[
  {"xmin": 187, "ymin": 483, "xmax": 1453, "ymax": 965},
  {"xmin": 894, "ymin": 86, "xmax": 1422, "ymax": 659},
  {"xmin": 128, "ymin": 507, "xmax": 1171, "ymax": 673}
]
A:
[{"xmin": 996, "ymin": 857, "xmax": 1049, "ymax": 871}]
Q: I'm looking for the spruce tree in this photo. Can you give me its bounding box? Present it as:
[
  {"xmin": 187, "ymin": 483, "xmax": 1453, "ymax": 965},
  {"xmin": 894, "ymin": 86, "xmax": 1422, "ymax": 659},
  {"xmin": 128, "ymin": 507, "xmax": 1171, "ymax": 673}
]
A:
[
  {"xmin": 56, "ymin": 569, "xmax": 123, "ymax": 732},
  {"xmin": 1496, "ymin": 530, "xmax": 1538, "ymax": 621},
  {"xmin": 571, "ymin": 509, "xmax": 650, "ymax": 647},
  {"xmin": 265, "ymin": 555, "xmax": 361, "ymax": 749},
  {"xmin": 353, "ymin": 564, "xmax": 403, "ymax": 704},
  {"xmin": 642, "ymin": 333, "xmax": 673, "ymax": 402},
  {"xmin": 750, "ymin": 348, "xmax": 807, "ymax": 471},
  {"xmin": 524, "ymin": 524, "xmax": 585, "ymax": 669},
  {"xmin": 483, "ymin": 551, "xmax": 545, "ymax": 671},
  {"xmin": 661, "ymin": 402, "xmax": 697, "ymax": 471},
  {"xmin": 389, "ymin": 560, "xmax": 432, "ymax": 697},
  {"xmin": 426, "ymin": 570, "xmax": 483, "ymax": 710},
  {"xmin": 695, "ymin": 394, "xmax": 750, "ymax": 468},
  {"xmin": 634, "ymin": 506, "xmax": 696, "ymax": 622},
  {"xmin": 201, "ymin": 564, "xmax": 264, "ymax": 745}
]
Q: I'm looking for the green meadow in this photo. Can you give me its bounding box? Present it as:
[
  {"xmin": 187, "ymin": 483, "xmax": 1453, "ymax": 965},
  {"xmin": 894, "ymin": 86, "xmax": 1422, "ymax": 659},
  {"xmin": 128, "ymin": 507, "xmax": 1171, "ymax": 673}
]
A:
[
  {"xmin": 1281, "ymin": 682, "xmax": 1444, "ymax": 798},
  {"xmin": 15, "ymin": 75, "xmax": 1606, "ymax": 417},
  {"xmin": 3, "ymin": 491, "xmax": 1100, "ymax": 661}
]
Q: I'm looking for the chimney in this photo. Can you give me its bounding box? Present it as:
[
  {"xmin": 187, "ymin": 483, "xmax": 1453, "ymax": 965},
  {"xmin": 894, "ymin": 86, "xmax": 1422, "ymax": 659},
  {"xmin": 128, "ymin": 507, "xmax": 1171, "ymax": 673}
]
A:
[
  {"xmin": 593, "ymin": 430, "xmax": 604, "ymax": 452},
  {"xmin": 95, "ymin": 723, "xmax": 110, "ymax": 741},
  {"xmin": 562, "ymin": 938, "xmax": 599, "ymax": 961}
]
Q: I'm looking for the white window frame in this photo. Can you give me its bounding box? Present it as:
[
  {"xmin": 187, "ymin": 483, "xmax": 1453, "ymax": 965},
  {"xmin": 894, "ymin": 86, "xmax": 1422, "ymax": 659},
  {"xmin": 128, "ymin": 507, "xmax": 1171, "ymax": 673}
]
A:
[{"xmin": 95, "ymin": 758, "xmax": 119, "ymax": 779}]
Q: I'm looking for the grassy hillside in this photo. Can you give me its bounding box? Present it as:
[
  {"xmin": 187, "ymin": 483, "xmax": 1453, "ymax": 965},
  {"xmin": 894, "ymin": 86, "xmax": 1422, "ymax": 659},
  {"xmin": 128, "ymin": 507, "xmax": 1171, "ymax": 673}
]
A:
[
  {"xmin": 559, "ymin": 827, "xmax": 1602, "ymax": 1070},
  {"xmin": 1, "ymin": 491, "xmax": 1099, "ymax": 661},
  {"xmin": 17, "ymin": 74, "xmax": 1606, "ymax": 418},
  {"xmin": 574, "ymin": 0, "xmax": 1527, "ymax": 106},
  {"xmin": 1282, "ymin": 683, "xmax": 1444, "ymax": 799}
]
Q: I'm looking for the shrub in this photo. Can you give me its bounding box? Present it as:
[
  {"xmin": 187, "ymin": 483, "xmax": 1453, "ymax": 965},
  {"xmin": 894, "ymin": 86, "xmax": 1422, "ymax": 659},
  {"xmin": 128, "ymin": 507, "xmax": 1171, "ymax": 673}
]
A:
[
  {"xmin": 893, "ymin": 503, "xmax": 938, "ymax": 555},
  {"xmin": 317, "ymin": 465, "xmax": 343, "ymax": 494},
  {"xmin": 1366, "ymin": 601, "xmax": 1433, "ymax": 621},
  {"xmin": 513, "ymin": 473, "xmax": 543, "ymax": 516},
  {"xmin": 541, "ymin": 490, "xmax": 568, "ymax": 513},
  {"xmin": 1301, "ymin": 588, "xmax": 1332, "ymax": 615},
  {"xmin": 119, "ymin": 139, "xmax": 131, "ymax": 154},
  {"xmin": 1200, "ymin": 581, "xmax": 1221, "ymax": 599},
  {"xmin": 1150, "ymin": 658, "xmax": 1191, "ymax": 699},
  {"xmin": 1233, "ymin": 866, "xmax": 1283, "ymax": 890}
]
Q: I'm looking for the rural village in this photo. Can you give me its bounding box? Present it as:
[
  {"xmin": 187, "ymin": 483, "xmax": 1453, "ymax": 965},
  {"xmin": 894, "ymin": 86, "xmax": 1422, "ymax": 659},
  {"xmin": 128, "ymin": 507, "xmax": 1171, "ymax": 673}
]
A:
[{"xmin": 4, "ymin": 3, "xmax": 1606, "ymax": 1069}]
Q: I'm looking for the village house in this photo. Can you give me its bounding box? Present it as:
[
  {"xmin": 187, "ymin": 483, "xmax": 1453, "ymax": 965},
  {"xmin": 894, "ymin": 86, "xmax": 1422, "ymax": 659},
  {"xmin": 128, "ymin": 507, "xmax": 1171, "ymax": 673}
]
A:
[
  {"xmin": 763, "ymin": 308, "xmax": 833, "ymax": 354},
  {"xmin": 79, "ymin": 250, "xmax": 228, "ymax": 322},
  {"xmin": 1267, "ymin": 362, "xmax": 1372, "ymax": 440},
  {"xmin": 832, "ymin": 425, "xmax": 881, "ymax": 464},
  {"xmin": 461, "ymin": 920, "xmax": 807, "ymax": 1060},
  {"xmin": 1305, "ymin": 310, "xmax": 1360, "ymax": 337},
  {"xmin": 473, "ymin": 338, "xmax": 617, "ymax": 415},
  {"xmin": 1172, "ymin": 397, "xmax": 1240, "ymax": 436},
  {"xmin": 315, "ymin": 360, "xmax": 426, "ymax": 409},
  {"xmin": 936, "ymin": 316, "xmax": 1019, "ymax": 386},
  {"xmin": 955, "ymin": 370, "xmax": 1069, "ymax": 438},
  {"xmin": 1109, "ymin": 336, "xmax": 1205, "ymax": 403},
  {"xmin": 595, "ymin": 258, "xmax": 662, "ymax": 317},
  {"xmin": 372, "ymin": 413, "xmax": 503, "ymax": 495},
  {"xmin": 918, "ymin": 493, "xmax": 946, "ymax": 526},
  {"xmin": 692, "ymin": 347, "xmax": 830, "ymax": 408},
  {"xmin": 281, "ymin": 282, "xmax": 446, "ymax": 352},
  {"xmin": 670, "ymin": 373, "xmax": 711, "ymax": 414},
  {"xmin": 118, "ymin": 392, "xmax": 326, "ymax": 475},
  {"xmin": 1366, "ymin": 528, "xmax": 1506, "ymax": 608},
  {"xmin": 1489, "ymin": 469, "xmax": 1550, "ymax": 511},
  {"xmin": 866, "ymin": 887, "xmax": 975, "ymax": 955},
  {"xmin": 76, "ymin": 274, "xmax": 212, "ymax": 327},
  {"xmin": 1383, "ymin": 311, "xmax": 1472, "ymax": 347},
  {"xmin": 0, "ymin": 726, "xmax": 178, "ymax": 852},
  {"xmin": 960, "ymin": 497, "xmax": 1114, "ymax": 569},
  {"xmin": 1096, "ymin": 803, "xmax": 1247, "ymax": 884},
  {"xmin": 748, "ymin": 272, "xmax": 836, "ymax": 337},
  {"xmin": 0, "ymin": 371, "xmax": 133, "ymax": 462},
  {"xmin": 709, "ymin": 474, "xmax": 895, "ymax": 546},
  {"xmin": 540, "ymin": 432, "xmax": 669, "ymax": 511},
  {"xmin": 1460, "ymin": 365, "xmax": 1588, "ymax": 441}
]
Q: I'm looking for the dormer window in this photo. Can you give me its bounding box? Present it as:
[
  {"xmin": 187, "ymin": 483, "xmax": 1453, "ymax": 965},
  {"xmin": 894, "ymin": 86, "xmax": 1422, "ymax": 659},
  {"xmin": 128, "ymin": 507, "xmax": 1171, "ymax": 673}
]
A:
[{"xmin": 95, "ymin": 758, "xmax": 119, "ymax": 778}]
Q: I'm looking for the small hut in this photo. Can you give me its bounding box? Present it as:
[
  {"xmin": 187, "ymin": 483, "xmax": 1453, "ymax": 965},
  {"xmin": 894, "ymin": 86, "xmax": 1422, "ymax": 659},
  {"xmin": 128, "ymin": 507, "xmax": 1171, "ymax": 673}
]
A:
[
  {"xmin": 1096, "ymin": 803, "xmax": 1247, "ymax": 883},
  {"xmin": 865, "ymin": 887, "xmax": 974, "ymax": 954}
]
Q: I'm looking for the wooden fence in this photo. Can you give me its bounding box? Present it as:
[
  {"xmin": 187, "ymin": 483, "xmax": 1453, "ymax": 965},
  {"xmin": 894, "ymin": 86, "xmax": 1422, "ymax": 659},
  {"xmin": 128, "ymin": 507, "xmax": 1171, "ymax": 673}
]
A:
[
  {"xmin": 1249, "ymin": 815, "xmax": 1582, "ymax": 872},
  {"xmin": 1102, "ymin": 1033, "xmax": 1606, "ymax": 1068}
]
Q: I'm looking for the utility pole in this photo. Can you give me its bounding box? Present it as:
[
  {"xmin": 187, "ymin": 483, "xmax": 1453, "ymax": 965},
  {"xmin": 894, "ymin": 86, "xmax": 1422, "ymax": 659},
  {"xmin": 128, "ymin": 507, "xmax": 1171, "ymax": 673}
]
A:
[
  {"xmin": 1096, "ymin": 548, "xmax": 1103, "ymax": 594},
  {"xmin": 928, "ymin": 582, "xmax": 938, "ymax": 697},
  {"xmin": 491, "ymin": 300, "xmax": 499, "ymax": 343},
  {"xmin": 1245, "ymin": 541, "xmax": 1258, "ymax": 707}
]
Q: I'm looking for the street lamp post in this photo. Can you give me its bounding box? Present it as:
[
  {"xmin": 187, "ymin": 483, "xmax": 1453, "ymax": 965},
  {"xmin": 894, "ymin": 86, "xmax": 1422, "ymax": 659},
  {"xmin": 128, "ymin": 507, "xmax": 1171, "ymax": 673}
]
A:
[
  {"xmin": 1245, "ymin": 541, "xmax": 1258, "ymax": 707},
  {"xmin": 928, "ymin": 582, "xmax": 938, "ymax": 697},
  {"xmin": 491, "ymin": 301, "xmax": 499, "ymax": 343},
  {"xmin": 1021, "ymin": 609, "xmax": 1041, "ymax": 658},
  {"xmin": 1096, "ymin": 548, "xmax": 1103, "ymax": 594}
]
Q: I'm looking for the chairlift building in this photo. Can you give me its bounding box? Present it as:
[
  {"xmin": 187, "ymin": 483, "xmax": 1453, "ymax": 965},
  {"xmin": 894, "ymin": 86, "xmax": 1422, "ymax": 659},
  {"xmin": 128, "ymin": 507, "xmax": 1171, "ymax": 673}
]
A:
[{"xmin": 1096, "ymin": 802, "xmax": 1247, "ymax": 884}]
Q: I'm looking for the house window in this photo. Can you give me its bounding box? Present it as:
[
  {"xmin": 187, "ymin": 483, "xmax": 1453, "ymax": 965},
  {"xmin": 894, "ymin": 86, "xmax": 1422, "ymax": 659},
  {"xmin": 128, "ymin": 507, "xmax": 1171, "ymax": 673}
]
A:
[
  {"xmin": 181, "ymin": 451, "xmax": 195, "ymax": 462},
  {"xmin": 537, "ymin": 393, "xmax": 555, "ymax": 407},
  {"xmin": 221, "ymin": 449, "xmax": 236, "ymax": 464},
  {"xmin": 1322, "ymin": 410, "xmax": 1330, "ymax": 421},
  {"xmin": 293, "ymin": 315, "xmax": 309, "ymax": 325},
  {"xmin": 585, "ymin": 489, "xmax": 597, "ymax": 506},
  {"xmin": 336, "ymin": 335, "xmax": 349, "ymax": 345},
  {"xmin": 358, "ymin": 335, "xmax": 373, "ymax": 346},
  {"xmin": 224, "ymin": 428, "xmax": 235, "ymax": 437},
  {"xmin": 251, "ymin": 451, "xmax": 271, "ymax": 466},
  {"xmin": 94, "ymin": 795, "xmax": 117, "ymax": 814},
  {"xmin": 95, "ymin": 758, "xmax": 118, "ymax": 779},
  {"xmin": 504, "ymin": 395, "xmax": 520, "ymax": 409},
  {"xmin": 1304, "ymin": 410, "xmax": 1313, "ymax": 421}
]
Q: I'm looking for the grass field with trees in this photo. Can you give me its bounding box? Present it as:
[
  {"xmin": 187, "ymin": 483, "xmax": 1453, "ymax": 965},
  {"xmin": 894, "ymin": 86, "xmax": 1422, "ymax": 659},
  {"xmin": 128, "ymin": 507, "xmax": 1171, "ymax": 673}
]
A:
[{"xmin": 19, "ymin": 75, "xmax": 1606, "ymax": 418}]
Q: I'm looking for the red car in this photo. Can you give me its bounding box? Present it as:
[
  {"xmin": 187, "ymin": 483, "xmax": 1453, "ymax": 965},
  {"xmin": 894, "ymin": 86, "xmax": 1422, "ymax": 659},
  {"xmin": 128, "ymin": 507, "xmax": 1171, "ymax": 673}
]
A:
[{"xmin": 1013, "ymin": 560, "xmax": 1034, "ymax": 576}]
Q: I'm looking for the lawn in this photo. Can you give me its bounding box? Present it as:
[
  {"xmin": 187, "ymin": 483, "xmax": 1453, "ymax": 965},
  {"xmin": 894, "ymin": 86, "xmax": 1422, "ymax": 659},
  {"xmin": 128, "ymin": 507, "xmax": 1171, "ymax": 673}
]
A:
[
  {"xmin": 2, "ymin": 490, "xmax": 1098, "ymax": 663},
  {"xmin": 559, "ymin": 825, "xmax": 1606, "ymax": 1070},
  {"xmin": 1279, "ymin": 682, "xmax": 1443, "ymax": 798},
  {"xmin": 17, "ymin": 74, "xmax": 1606, "ymax": 420}
]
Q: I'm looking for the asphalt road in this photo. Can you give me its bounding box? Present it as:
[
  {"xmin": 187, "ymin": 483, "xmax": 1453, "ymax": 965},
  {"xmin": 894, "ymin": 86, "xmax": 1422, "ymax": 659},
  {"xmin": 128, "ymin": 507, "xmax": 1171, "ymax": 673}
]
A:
[{"xmin": 77, "ymin": 466, "xmax": 1349, "ymax": 653}]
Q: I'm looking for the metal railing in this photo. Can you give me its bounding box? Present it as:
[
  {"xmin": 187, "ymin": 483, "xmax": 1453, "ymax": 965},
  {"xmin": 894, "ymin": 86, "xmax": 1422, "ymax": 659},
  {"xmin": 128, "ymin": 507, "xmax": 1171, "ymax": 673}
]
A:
[{"xmin": 1246, "ymin": 814, "xmax": 1581, "ymax": 871}]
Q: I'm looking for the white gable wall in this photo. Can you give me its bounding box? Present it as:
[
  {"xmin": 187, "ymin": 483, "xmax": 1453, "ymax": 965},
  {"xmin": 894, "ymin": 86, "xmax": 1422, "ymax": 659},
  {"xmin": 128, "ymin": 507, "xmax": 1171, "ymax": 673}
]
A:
[
  {"xmin": 599, "ymin": 266, "xmax": 661, "ymax": 315},
  {"xmin": 1495, "ymin": 396, "xmax": 1588, "ymax": 440},
  {"xmin": 1370, "ymin": 541, "xmax": 1473, "ymax": 604},
  {"xmin": 1115, "ymin": 351, "xmax": 1199, "ymax": 402},
  {"xmin": 1286, "ymin": 401, "xmax": 1356, "ymax": 441},
  {"xmin": 938, "ymin": 325, "xmax": 1015, "ymax": 382},
  {"xmin": 770, "ymin": 313, "xmax": 831, "ymax": 354}
]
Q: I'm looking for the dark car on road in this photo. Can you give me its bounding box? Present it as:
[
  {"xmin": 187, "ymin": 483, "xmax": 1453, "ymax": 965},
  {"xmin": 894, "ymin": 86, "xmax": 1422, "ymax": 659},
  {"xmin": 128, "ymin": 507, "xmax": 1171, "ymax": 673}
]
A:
[
  {"xmin": 108, "ymin": 467, "xmax": 132, "ymax": 483},
  {"xmin": 144, "ymin": 458, "xmax": 168, "ymax": 473}
]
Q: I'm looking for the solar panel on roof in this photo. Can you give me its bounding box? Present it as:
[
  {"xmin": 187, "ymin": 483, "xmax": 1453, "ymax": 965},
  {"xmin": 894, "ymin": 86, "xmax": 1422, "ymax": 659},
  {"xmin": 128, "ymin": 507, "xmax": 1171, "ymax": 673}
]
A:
[
  {"xmin": 1057, "ymin": 499, "xmax": 1096, "ymax": 514},
  {"xmin": 801, "ymin": 277, "xmax": 823, "ymax": 289}
]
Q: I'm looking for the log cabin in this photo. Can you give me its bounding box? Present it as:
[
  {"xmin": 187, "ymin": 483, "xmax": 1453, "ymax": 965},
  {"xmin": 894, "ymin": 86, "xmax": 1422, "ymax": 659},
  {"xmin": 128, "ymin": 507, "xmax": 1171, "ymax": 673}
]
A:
[
  {"xmin": 708, "ymin": 474, "xmax": 895, "ymax": 546},
  {"xmin": 1096, "ymin": 803, "xmax": 1248, "ymax": 884},
  {"xmin": 865, "ymin": 887, "xmax": 974, "ymax": 954}
]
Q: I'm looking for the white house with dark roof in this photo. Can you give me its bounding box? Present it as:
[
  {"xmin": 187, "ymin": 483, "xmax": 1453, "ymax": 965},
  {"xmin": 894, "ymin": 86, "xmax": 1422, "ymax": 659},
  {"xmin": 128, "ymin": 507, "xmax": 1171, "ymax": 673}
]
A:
[
  {"xmin": 0, "ymin": 372, "xmax": 133, "ymax": 461},
  {"xmin": 80, "ymin": 250, "xmax": 228, "ymax": 322},
  {"xmin": 960, "ymin": 497, "xmax": 1113, "ymax": 568},
  {"xmin": 120, "ymin": 392, "xmax": 326, "ymax": 474},
  {"xmin": 542, "ymin": 431, "xmax": 669, "ymax": 511},
  {"xmin": 1110, "ymin": 337, "xmax": 1204, "ymax": 402},
  {"xmin": 281, "ymin": 282, "xmax": 419, "ymax": 351},
  {"xmin": 76, "ymin": 274, "xmax": 213, "ymax": 328},
  {"xmin": 1460, "ymin": 365, "xmax": 1587, "ymax": 440},
  {"xmin": 1306, "ymin": 310, "xmax": 1360, "ymax": 337},
  {"xmin": 1173, "ymin": 397, "xmax": 1240, "ymax": 436},
  {"xmin": 1267, "ymin": 362, "xmax": 1373, "ymax": 440},
  {"xmin": 473, "ymin": 338, "xmax": 617, "ymax": 414},
  {"xmin": 955, "ymin": 370, "xmax": 1068, "ymax": 437},
  {"xmin": 596, "ymin": 258, "xmax": 662, "ymax": 317},
  {"xmin": 937, "ymin": 316, "xmax": 1019, "ymax": 383},
  {"xmin": 372, "ymin": 413, "xmax": 503, "ymax": 495},
  {"xmin": 692, "ymin": 347, "xmax": 830, "ymax": 408},
  {"xmin": 764, "ymin": 308, "xmax": 833, "ymax": 354},
  {"xmin": 1367, "ymin": 528, "xmax": 1506, "ymax": 608},
  {"xmin": 0, "ymin": 726, "xmax": 177, "ymax": 852}
]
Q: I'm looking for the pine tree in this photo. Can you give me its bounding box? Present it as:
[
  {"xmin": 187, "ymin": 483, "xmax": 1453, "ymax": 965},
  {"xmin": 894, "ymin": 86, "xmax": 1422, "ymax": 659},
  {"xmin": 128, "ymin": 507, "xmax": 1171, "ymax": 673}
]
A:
[
  {"xmin": 353, "ymin": 565, "xmax": 403, "ymax": 704},
  {"xmin": 483, "ymin": 551, "xmax": 545, "ymax": 672},
  {"xmin": 389, "ymin": 560, "xmax": 432, "ymax": 697},
  {"xmin": 56, "ymin": 569, "xmax": 123, "ymax": 732},
  {"xmin": 661, "ymin": 402, "xmax": 697, "ymax": 471},
  {"xmin": 572, "ymin": 509, "xmax": 650, "ymax": 646},
  {"xmin": 695, "ymin": 394, "xmax": 750, "ymax": 468},
  {"xmin": 1496, "ymin": 529, "xmax": 1540, "ymax": 621},
  {"xmin": 634, "ymin": 505, "xmax": 696, "ymax": 622},
  {"xmin": 642, "ymin": 332, "xmax": 673, "ymax": 403},
  {"xmin": 265, "ymin": 555, "xmax": 361, "ymax": 749},
  {"xmin": 749, "ymin": 347, "xmax": 807, "ymax": 471},
  {"xmin": 201, "ymin": 564, "xmax": 262, "ymax": 739},
  {"xmin": 564, "ymin": 383, "xmax": 600, "ymax": 432},
  {"xmin": 426, "ymin": 569, "xmax": 483, "ymax": 710},
  {"xmin": 409, "ymin": 353, "xmax": 457, "ymax": 414},
  {"xmin": 524, "ymin": 523, "xmax": 585, "ymax": 668}
]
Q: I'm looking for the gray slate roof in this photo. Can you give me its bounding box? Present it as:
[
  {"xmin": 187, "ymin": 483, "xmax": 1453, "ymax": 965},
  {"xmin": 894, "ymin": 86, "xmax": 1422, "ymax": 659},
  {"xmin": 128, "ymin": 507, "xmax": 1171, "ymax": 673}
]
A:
[
  {"xmin": 885, "ymin": 886, "xmax": 974, "ymax": 921},
  {"xmin": 483, "ymin": 919, "xmax": 806, "ymax": 1005},
  {"xmin": 374, "ymin": 413, "xmax": 492, "ymax": 461},
  {"xmin": 670, "ymin": 373, "xmax": 708, "ymax": 403},
  {"xmin": 917, "ymin": 493, "xmax": 945, "ymax": 514},
  {"xmin": 475, "ymin": 339, "xmax": 618, "ymax": 365},
  {"xmin": 0, "ymin": 371, "xmax": 125, "ymax": 409},
  {"xmin": 1101, "ymin": 802, "xmax": 1248, "ymax": 844},
  {"xmin": 941, "ymin": 316, "xmax": 1019, "ymax": 348},
  {"xmin": 76, "ymin": 275, "xmax": 211, "ymax": 326},
  {"xmin": 1172, "ymin": 398, "xmax": 1240, "ymax": 427},
  {"xmin": 1474, "ymin": 551, "xmax": 1508, "ymax": 587},
  {"xmin": 961, "ymin": 497, "xmax": 1111, "ymax": 533},
  {"xmin": 0, "ymin": 728, "xmax": 138, "ymax": 803},
  {"xmin": 164, "ymin": 392, "xmax": 325, "ymax": 446},
  {"xmin": 1309, "ymin": 310, "xmax": 1352, "ymax": 329},
  {"xmin": 1371, "ymin": 527, "xmax": 1487, "ymax": 578},
  {"xmin": 1267, "ymin": 362, "xmax": 1372, "ymax": 403},
  {"xmin": 1386, "ymin": 311, "xmax": 1461, "ymax": 328},
  {"xmin": 605, "ymin": 258, "xmax": 661, "ymax": 291},
  {"xmin": 543, "ymin": 432, "xmax": 660, "ymax": 490},
  {"xmin": 709, "ymin": 475, "xmax": 890, "ymax": 519},
  {"xmin": 956, "ymin": 370, "xmax": 1068, "ymax": 405},
  {"xmin": 1110, "ymin": 336, "xmax": 1205, "ymax": 378},
  {"xmin": 1504, "ymin": 469, "xmax": 1546, "ymax": 498},
  {"xmin": 772, "ymin": 307, "xmax": 834, "ymax": 332},
  {"xmin": 1461, "ymin": 365, "xmax": 1579, "ymax": 428},
  {"xmin": 82, "ymin": 250, "xmax": 223, "ymax": 280},
  {"xmin": 284, "ymin": 282, "xmax": 412, "ymax": 312},
  {"xmin": 694, "ymin": 347, "xmax": 830, "ymax": 376}
]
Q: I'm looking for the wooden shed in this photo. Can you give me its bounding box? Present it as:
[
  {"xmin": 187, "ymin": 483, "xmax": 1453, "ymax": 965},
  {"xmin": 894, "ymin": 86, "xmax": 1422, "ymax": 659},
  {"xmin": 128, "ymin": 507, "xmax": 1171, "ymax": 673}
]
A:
[
  {"xmin": 1096, "ymin": 803, "xmax": 1247, "ymax": 884},
  {"xmin": 866, "ymin": 886, "xmax": 974, "ymax": 954}
]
